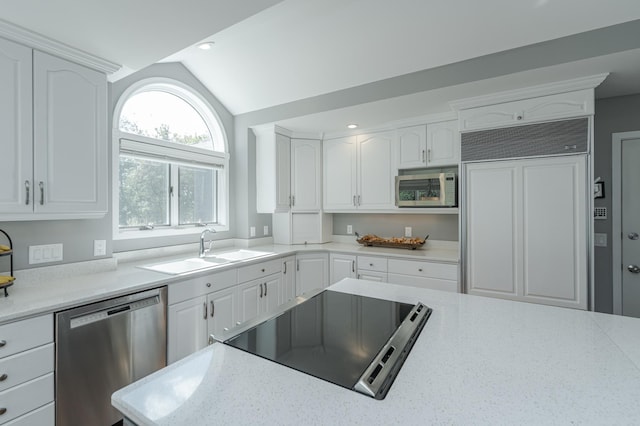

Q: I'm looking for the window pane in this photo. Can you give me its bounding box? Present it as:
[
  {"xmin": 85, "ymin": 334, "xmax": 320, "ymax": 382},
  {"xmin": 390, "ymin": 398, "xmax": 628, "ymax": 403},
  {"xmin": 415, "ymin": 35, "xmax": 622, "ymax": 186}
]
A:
[
  {"xmin": 119, "ymin": 91, "xmax": 213, "ymax": 150},
  {"xmin": 119, "ymin": 156, "xmax": 170, "ymax": 227},
  {"xmin": 178, "ymin": 165, "xmax": 217, "ymax": 225}
]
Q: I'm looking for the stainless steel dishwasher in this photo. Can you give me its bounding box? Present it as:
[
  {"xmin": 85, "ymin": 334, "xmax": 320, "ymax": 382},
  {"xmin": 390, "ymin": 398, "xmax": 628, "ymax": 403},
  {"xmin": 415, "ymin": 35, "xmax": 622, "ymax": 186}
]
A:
[{"xmin": 55, "ymin": 287, "xmax": 167, "ymax": 426}]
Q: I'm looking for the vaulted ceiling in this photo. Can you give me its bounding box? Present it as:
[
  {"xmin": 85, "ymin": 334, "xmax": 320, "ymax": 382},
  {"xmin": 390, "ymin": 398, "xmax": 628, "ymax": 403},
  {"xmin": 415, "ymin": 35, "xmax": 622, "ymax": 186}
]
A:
[{"xmin": 3, "ymin": 0, "xmax": 640, "ymax": 132}]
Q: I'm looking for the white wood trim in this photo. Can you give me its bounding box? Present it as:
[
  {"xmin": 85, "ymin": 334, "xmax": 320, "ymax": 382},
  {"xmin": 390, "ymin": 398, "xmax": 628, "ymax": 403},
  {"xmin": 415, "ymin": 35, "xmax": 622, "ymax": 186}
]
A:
[
  {"xmin": 0, "ymin": 18, "xmax": 120, "ymax": 74},
  {"xmin": 449, "ymin": 74, "xmax": 609, "ymax": 111},
  {"xmin": 611, "ymin": 130, "xmax": 640, "ymax": 315}
]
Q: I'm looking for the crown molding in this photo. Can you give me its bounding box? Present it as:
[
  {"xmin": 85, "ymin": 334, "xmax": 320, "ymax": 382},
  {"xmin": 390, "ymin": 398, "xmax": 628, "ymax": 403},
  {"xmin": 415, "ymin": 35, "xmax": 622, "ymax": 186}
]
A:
[
  {"xmin": 449, "ymin": 73, "xmax": 609, "ymax": 111},
  {"xmin": 251, "ymin": 123, "xmax": 323, "ymax": 140},
  {"xmin": 0, "ymin": 18, "xmax": 121, "ymax": 74}
]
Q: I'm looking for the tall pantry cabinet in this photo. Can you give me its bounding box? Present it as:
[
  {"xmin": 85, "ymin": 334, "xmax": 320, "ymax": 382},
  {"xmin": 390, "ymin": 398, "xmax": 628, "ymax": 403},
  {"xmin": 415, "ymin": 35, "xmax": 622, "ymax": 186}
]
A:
[{"xmin": 457, "ymin": 82, "xmax": 604, "ymax": 310}]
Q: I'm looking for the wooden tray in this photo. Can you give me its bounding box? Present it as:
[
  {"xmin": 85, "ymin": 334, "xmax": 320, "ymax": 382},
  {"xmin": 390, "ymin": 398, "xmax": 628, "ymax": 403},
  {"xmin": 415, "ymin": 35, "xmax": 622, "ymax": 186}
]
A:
[{"xmin": 356, "ymin": 234, "xmax": 429, "ymax": 250}]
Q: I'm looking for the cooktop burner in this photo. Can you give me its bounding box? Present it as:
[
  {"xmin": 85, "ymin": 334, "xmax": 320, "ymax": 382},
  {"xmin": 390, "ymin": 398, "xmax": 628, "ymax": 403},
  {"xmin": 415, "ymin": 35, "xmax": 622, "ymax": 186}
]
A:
[{"xmin": 223, "ymin": 290, "xmax": 431, "ymax": 399}]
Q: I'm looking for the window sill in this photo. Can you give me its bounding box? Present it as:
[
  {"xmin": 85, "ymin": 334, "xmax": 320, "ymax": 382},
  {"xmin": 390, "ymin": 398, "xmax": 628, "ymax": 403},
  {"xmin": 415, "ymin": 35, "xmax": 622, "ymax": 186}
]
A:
[{"xmin": 114, "ymin": 224, "xmax": 229, "ymax": 241}]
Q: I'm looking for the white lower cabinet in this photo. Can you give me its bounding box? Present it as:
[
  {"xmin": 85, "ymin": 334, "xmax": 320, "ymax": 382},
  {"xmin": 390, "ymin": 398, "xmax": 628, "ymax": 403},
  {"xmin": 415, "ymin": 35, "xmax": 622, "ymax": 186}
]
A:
[
  {"xmin": 237, "ymin": 274, "xmax": 280, "ymax": 324},
  {"xmin": 280, "ymin": 256, "xmax": 296, "ymax": 304},
  {"xmin": 357, "ymin": 255, "xmax": 388, "ymax": 282},
  {"xmin": 0, "ymin": 315, "xmax": 53, "ymax": 425},
  {"xmin": 296, "ymin": 253, "xmax": 329, "ymax": 296},
  {"xmin": 387, "ymin": 259, "xmax": 458, "ymax": 292},
  {"xmin": 167, "ymin": 270, "xmax": 237, "ymax": 364},
  {"xmin": 329, "ymin": 253, "xmax": 356, "ymax": 284}
]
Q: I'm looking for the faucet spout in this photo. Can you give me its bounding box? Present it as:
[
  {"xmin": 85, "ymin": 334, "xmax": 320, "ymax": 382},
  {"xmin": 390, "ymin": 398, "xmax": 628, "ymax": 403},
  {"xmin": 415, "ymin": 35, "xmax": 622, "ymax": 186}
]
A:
[{"xmin": 199, "ymin": 228, "xmax": 217, "ymax": 257}]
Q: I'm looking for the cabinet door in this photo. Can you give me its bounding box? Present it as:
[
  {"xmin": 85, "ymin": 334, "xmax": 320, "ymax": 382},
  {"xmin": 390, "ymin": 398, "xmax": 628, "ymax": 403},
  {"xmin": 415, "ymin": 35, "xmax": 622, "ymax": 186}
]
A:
[
  {"xmin": 280, "ymin": 257, "xmax": 296, "ymax": 304},
  {"xmin": 426, "ymin": 120, "xmax": 459, "ymax": 167},
  {"xmin": 291, "ymin": 139, "xmax": 321, "ymax": 211},
  {"xmin": 275, "ymin": 133, "xmax": 291, "ymax": 211},
  {"xmin": 167, "ymin": 296, "xmax": 208, "ymax": 364},
  {"xmin": 296, "ymin": 254, "xmax": 329, "ymax": 296},
  {"xmin": 323, "ymin": 137, "xmax": 357, "ymax": 210},
  {"xmin": 357, "ymin": 131, "xmax": 395, "ymax": 209},
  {"xmin": 261, "ymin": 275, "xmax": 281, "ymax": 315},
  {"xmin": 33, "ymin": 51, "xmax": 107, "ymax": 214},
  {"xmin": 330, "ymin": 253, "xmax": 356, "ymax": 285},
  {"xmin": 0, "ymin": 38, "xmax": 32, "ymax": 214},
  {"xmin": 465, "ymin": 162, "xmax": 519, "ymax": 297},
  {"xmin": 237, "ymin": 280, "xmax": 261, "ymax": 324},
  {"xmin": 207, "ymin": 287, "xmax": 237, "ymax": 339},
  {"xmin": 397, "ymin": 125, "xmax": 427, "ymax": 169},
  {"xmin": 520, "ymin": 156, "xmax": 586, "ymax": 308}
]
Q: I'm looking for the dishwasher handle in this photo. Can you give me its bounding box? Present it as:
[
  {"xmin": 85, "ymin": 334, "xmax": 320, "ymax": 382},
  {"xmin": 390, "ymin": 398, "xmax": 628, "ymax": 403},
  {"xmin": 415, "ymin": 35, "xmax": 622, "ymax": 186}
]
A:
[{"xmin": 69, "ymin": 295, "xmax": 160, "ymax": 329}]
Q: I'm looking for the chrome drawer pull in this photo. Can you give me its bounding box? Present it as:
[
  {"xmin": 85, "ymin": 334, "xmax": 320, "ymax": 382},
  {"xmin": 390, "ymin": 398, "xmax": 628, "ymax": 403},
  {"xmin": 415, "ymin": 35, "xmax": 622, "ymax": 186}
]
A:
[
  {"xmin": 0, "ymin": 374, "xmax": 7, "ymax": 381},
  {"xmin": 210, "ymin": 301, "xmax": 214, "ymax": 318},
  {"xmin": 264, "ymin": 283, "xmax": 268, "ymax": 297},
  {"xmin": 25, "ymin": 181, "xmax": 30, "ymax": 205},
  {"xmin": 0, "ymin": 340, "xmax": 5, "ymax": 348},
  {"xmin": 39, "ymin": 181, "xmax": 44, "ymax": 205},
  {"xmin": 203, "ymin": 302, "xmax": 207, "ymax": 319}
]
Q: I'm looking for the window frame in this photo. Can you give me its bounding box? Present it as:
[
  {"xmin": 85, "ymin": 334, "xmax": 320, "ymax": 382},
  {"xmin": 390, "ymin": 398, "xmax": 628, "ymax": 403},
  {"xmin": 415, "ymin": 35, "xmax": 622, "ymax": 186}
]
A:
[{"xmin": 112, "ymin": 77, "xmax": 229, "ymax": 241}]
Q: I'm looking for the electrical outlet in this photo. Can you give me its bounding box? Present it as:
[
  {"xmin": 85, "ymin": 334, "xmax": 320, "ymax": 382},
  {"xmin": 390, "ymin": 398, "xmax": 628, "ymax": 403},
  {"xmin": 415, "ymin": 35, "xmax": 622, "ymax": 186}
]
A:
[
  {"xmin": 29, "ymin": 243, "xmax": 63, "ymax": 264},
  {"xmin": 263, "ymin": 225, "xmax": 269, "ymax": 236},
  {"xmin": 594, "ymin": 233, "xmax": 607, "ymax": 247},
  {"xmin": 250, "ymin": 226, "xmax": 256, "ymax": 237},
  {"xmin": 347, "ymin": 225, "xmax": 353, "ymax": 235},
  {"xmin": 405, "ymin": 227, "xmax": 412, "ymax": 237},
  {"xmin": 94, "ymin": 240, "xmax": 106, "ymax": 256}
]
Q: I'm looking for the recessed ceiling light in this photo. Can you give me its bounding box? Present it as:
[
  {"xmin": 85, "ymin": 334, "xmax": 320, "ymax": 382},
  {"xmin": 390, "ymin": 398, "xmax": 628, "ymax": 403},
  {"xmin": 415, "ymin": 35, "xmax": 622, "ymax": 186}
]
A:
[
  {"xmin": 197, "ymin": 42, "xmax": 215, "ymax": 50},
  {"xmin": 347, "ymin": 124, "xmax": 358, "ymax": 129}
]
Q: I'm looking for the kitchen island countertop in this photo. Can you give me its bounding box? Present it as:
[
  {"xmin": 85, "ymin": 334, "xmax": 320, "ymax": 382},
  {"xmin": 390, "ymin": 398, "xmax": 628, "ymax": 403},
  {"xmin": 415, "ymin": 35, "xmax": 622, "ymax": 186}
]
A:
[{"xmin": 112, "ymin": 278, "xmax": 640, "ymax": 425}]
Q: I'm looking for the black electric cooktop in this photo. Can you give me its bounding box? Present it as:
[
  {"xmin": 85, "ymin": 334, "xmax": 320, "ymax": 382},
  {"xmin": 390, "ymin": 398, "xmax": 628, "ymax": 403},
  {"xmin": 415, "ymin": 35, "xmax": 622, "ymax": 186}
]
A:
[{"xmin": 224, "ymin": 290, "xmax": 431, "ymax": 399}]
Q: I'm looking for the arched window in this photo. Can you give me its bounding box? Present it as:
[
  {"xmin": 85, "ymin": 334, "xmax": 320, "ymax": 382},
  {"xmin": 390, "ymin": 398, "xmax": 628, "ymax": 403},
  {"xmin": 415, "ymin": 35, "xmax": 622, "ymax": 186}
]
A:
[{"xmin": 113, "ymin": 79, "xmax": 228, "ymax": 238}]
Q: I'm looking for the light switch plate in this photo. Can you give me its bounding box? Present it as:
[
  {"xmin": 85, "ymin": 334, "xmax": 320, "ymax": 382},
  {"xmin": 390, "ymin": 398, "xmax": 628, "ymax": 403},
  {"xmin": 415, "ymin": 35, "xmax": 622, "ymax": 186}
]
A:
[
  {"xmin": 29, "ymin": 243, "xmax": 63, "ymax": 264},
  {"xmin": 347, "ymin": 225, "xmax": 353, "ymax": 235},
  {"xmin": 250, "ymin": 226, "xmax": 256, "ymax": 237},
  {"xmin": 263, "ymin": 226, "xmax": 269, "ymax": 236}
]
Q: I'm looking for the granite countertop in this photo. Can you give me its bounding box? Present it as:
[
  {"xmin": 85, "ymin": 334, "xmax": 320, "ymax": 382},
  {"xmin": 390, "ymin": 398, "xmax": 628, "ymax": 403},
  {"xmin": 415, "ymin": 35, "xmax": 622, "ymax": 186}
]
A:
[
  {"xmin": 0, "ymin": 239, "xmax": 458, "ymax": 324},
  {"xmin": 112, "ymin": 278, "xmax": 640, "ymax": 425}
]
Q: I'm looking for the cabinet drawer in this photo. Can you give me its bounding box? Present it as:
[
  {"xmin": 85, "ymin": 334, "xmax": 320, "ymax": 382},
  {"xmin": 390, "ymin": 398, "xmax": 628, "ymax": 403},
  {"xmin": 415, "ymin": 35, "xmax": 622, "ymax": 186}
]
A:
[
  {"xmin": 387, "ymin": 273, "xmax": 458, "ymax": 293},
  {"xmin": 357, "ymin": 271, "xmax": 387, "ymax": 282},
  {"xmin": 3, "ymin": 402, "xmax": 54, "ymax": 426},
  {"xmin": 0, "ymin": 344, "xmax": 53, "ymax": 393},
  {"xmin": 169, "ymin": 269, "xmax": 237, "ymax": 305},
  {"xmin": 0, "ymin": 373, "xmax": 53, "ymax": 425},
  {"xmin": 0, "ymin": 316, "xmax": 52, "ymax": 359},
  {"xmin": 357, "ymin": 256, "xmax": 387, "ymax": 272},
  {"xmin": 237, "ymin": 259, "xmax": 281, "ymax": 283},
  {"xmin": 388, "ymin": 259, "xmax": 457, "ymax": 280}
]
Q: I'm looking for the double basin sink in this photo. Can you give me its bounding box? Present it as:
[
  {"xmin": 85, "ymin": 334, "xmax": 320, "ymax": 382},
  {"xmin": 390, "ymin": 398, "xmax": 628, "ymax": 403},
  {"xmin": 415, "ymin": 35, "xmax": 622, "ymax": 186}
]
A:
[{"xmin": 140, "ymin": 249, "xmax": 272, "ymax": 275}]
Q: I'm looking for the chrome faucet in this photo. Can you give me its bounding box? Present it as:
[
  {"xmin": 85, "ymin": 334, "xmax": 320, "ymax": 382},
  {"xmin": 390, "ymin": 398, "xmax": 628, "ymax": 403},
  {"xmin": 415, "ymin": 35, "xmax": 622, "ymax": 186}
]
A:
[{"xmin": 199, "ymin": 228, "xmax": 217, "ymax": 257}]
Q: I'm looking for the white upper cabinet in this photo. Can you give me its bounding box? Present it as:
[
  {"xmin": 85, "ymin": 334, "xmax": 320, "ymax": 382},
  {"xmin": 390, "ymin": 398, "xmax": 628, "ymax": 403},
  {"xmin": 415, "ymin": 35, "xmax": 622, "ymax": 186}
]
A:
[
  {"xmin": 397, "ymin": 125, "xmax": 426, "ymax": 169},
  {"xmin": 397, "ymin": 121, "xmax": 459, "ymax": 169},
  {"xmin": 0, "ymin": 38, "xmax": 32, "ymax": 214},
  {"xmin": 32, "ymin": 51, "xmax": 107, "ymax": 215},
  {"xmin": 0, "ymin": 42, "xmax": 107, "ymax": 220},
  {"xmin": 256, "ymin": 130, "xmax": 322, "ymax": 213},
  {"xmin": 458, "ymin": 90, "xmax": 593, "ymax": 132},
  {"xmin": 426, "ymin": 120, "xmax": 460, "ymax": 166},
  {"xmin": 324, "ymin": 131, "xmax": 395, "ymax": 211},
  {"xmin": 290, "ymin": 139, "xmax": 321, "ymax": 211}
]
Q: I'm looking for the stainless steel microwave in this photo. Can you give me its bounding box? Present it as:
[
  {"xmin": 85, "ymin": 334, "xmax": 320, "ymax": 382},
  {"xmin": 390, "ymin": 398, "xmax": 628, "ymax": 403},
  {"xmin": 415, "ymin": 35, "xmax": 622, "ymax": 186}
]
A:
[{"xmin": 395, "ymin": 172, "xmax": 457, "ymax": 207}]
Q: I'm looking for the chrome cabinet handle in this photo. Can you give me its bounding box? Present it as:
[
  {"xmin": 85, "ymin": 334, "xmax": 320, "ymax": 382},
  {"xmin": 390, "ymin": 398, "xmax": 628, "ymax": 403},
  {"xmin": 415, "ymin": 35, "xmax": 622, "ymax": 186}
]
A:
[
  {"xmin": 289, "ymin": 195, "xmax": 292, "ymax": 207},
  {"xmin": 0, "ymin": 408, "xmax": 6, "ymax": 415},
  {"xmin": 0, "ymin": 374, "xmax": 7, "ymax": 382},
  {"xmin": 283, "ymin": 262, "xmax": 287, "ymax": 274},
  {"xmin": 25, "ymin": 181, "xmax": 30, "ymax": 205},
  {"xmin": 353, "ymin": 195, "xmax": 356, "ymax": 206},
  {"xmin": 210, "ymin": 301, "xmax": 214, "ymax": 318},
  {"xmin": 564, "ymin": 144, "xmax": 577, "ymax": 150},
  {"xmin": 628, "ymin": 265, "xmax": 640, "ymax": 274},
  {"xmin": 39, "ymin": 181, "xmax": 44, "ymax": 205},
  {"xmin": 259, "ymin": 283, "xmax": 263, "ymax": 298},
  {"xmin": 264, "ymin": 283, "xmax": 268, "ymax": 297},
  {"xmin": 422, "ymin": 149, "xmax": 425, "ymax": 163},
  {"xmin": 357, "ymin": 195, "xmax": 361, "ymax": 206},
  {"xmin": 203, "ymin": 302, "xmax": 207, "ymax": 319},
  {"xmin": 418, "ymin": 268, "xmax": 423, "ymax": 272},
  {"xmin": 297, "ymin": 259, "xmax": 300, "ymax": 271},
  {"xmin": 0, "ymin": 340, "xmax": 5, "ymax": 348},
  {"xmin": 352, "ymin": 260, "xmax": 355, "ymax": 273},
  {"xmin": 427, "ymin": 149, "xmax": 431, "ymax": 162},
  {"xmin": 206, "ymin": 282, "xmax": 211, "ymax": 288},
  {"xmin": 628, "ymin": 232, "xmax": 639, "ymax": 240},
  {"xmin": 292, "ymin": 195, "xmax": 295, "ymax": 206}
]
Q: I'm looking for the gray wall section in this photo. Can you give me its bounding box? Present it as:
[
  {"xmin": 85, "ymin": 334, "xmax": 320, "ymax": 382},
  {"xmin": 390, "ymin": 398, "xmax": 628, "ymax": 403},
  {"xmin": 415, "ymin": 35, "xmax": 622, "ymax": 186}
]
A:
[
  {"xmin": 0, "ymin": 62, "xmax": 235, "ymax": 269},
  {"xmin": 333, "ymin": 214, "xmax": 458, "ymax": 241},
  {"xmin": 593, "ymin": 93, "xmax": 640, "ymax": 313}
]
